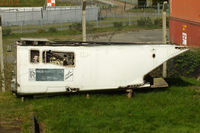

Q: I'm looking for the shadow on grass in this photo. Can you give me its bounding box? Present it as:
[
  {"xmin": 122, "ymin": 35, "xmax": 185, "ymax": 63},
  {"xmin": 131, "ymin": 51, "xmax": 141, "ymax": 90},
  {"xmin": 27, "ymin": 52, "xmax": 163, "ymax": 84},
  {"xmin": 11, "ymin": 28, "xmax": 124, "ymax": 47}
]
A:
[
  {"xmin": 30, "ymin": 90, "xmax": 128, "ymax": 99},
  {"xmin": 165, "ymin": 77, "xmax": 193, "ymax": 87},
  {"xmin": 23, "ymin": 88, "xmax": 169, "ymax": 100},
  {"xmin": 133, "ymin": 87, "xmax": 169, "ymax": 94}
]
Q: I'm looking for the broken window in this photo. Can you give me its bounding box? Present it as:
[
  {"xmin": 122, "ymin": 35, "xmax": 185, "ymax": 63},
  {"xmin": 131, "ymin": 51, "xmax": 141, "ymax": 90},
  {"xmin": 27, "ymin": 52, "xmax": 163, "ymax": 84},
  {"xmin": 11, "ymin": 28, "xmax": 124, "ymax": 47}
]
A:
[
  {"xmin": 42, "ymin": 51, "xmax": 75, "ymax": 67},
  {"xmin": 30, "ymin": 50, "xmax": 40, "ymax": 63}
]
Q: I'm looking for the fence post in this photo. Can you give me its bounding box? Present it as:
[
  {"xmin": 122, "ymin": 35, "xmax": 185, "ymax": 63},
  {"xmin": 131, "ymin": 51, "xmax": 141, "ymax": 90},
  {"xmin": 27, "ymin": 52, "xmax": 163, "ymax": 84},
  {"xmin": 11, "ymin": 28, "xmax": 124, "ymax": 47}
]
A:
[
  {"xmin": 0, "ymin": 16, "xmax": 5, "ymax": 92},
  {"xmin": 96, "ymin": 17, "xmax": 99, "ymax": 28},
  {"xmin": 162, "ymin": 2, "xmax": 168, "ymax": 78},
  {"xmin": 129, "ymin": 12, "xmax": 131, "ymax": 26},
  {"xmin": 157, "ymin": 3, "xmax": 160, "ymax": 17},
  {"xmin": 21, "ymin": 23, "xmax": 23, "ymax": 33},
  {"xmin": 82, "ymin": 0, "xmax": 87, "ymax": 42}
]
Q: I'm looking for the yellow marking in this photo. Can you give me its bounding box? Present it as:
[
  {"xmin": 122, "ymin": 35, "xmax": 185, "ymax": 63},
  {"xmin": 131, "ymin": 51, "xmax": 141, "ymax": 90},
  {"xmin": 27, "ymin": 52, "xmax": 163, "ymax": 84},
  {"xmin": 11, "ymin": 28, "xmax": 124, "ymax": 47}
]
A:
[{"xmin": 182, "ymin": 25, "xmax": 187, "ymax": 31}]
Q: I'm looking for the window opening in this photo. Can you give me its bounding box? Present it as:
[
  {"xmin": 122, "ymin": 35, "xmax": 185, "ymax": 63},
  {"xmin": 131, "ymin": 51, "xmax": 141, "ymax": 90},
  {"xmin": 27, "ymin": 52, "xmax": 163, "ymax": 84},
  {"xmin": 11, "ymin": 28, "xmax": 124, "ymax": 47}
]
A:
[
  {"xmin": 42, "ymin": 51, "xmax": 75, "ymax": 66},
  {"xmin": 30, "ymin": 50, "xmax": 40, "ymax": 63}
]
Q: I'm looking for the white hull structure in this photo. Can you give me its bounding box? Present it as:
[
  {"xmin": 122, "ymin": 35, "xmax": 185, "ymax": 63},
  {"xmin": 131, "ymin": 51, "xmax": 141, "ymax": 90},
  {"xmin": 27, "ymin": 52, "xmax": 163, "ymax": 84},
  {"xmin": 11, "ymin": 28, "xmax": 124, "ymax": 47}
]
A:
[{"xmin": 13, "ymin": 39, "xmax": 188, "ymax": 95}]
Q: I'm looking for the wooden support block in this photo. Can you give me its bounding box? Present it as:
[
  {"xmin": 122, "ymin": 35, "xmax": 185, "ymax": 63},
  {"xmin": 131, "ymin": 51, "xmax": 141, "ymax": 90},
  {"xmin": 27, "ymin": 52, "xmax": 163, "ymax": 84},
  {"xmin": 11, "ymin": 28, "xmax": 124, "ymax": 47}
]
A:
[
  {"xmin": 86, "ymin": 93, "xmax": 90, "ymax": 99},
  {"xmin": 21, "ymin": 97, "xmax": 24, "ymax": 102},
  {"xmin": 151, "ymin": 78, "xmax": 168, "ymax": 88},
  {"xmin": 126, "ymin": 89, "xmax": 133, "ymax": 99}
]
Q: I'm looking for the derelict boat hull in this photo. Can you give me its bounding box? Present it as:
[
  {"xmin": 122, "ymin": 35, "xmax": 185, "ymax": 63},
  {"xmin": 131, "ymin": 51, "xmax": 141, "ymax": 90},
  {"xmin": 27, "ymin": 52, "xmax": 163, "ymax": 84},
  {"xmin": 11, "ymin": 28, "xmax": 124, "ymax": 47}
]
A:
[{"xmin": 13, "ymin": 40, "xmax": 188, "ymax": 95}]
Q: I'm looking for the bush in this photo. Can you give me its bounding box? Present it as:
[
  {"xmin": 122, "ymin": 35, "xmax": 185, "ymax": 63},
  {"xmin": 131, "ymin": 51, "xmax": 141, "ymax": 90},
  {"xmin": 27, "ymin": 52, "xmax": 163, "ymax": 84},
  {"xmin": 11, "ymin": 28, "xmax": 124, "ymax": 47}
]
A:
[
  {"xmin": 154, "ymin": 17, "xmax": 169, "ymax": 27},
  {"xmin": 86, "ymin": 23, "xmax": 95, "ymax": 31},
  {"xmin": 3, "ymin": 28, "xmax": 12, "ymax": 36},
  {"xmin": 69, "ymin": 23, "xmax": 95, "ymax": 32},
  {"xmin": 154, "ymin": 17, "xmax": 162, "ymax": 26},
  {"xmin": 145, "ymin": 17, "xmax": 153, "ymax": 26},
  {"xmin": 137, "ymin": 18, "xmax": 146, "ymax": 26},
  {"xmin": 113, "ymin": 22, "xmax": 123, "ymax": 28},
  {"xmin": 167, "ymin": 49, "xmax": 200, "ymax": 78},
  {"xmin": 166, "ymin": 16, "xmax": 169, "ymax": 27},
  {"xmin": 48, "ymin": 27, "xmax": 57, "ymax": 32},
  {"xmin": 137, "ymin": 17, "xmax": 153, "ymax": 26},
  {"xmin": 37, "ymin": 29, "xmax": 46, "ymax": 33},
  {"xmin": 69, "ymin": 23, "xmax": 82, "ymax": 31}
]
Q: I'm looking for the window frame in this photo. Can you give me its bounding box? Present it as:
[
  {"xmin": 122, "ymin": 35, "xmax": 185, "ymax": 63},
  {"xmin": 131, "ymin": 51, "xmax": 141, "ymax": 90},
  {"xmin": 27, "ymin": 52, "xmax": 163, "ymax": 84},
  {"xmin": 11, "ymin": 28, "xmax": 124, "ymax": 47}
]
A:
[
  {"xmin": 42, "ymin": 50, "xmax": 75, "ymax": 67},
  {"xmin": 30, "ymin": 49, "xmax": 40, "ymax": 64}
]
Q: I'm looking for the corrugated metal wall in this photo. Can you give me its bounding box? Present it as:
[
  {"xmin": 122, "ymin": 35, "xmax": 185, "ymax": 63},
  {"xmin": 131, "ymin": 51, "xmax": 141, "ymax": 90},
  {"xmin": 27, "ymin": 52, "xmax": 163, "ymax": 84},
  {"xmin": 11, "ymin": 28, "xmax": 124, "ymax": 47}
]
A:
[
  {"xmin": 0, "ymin": 6, "xmax": 99, "ymax": 26},
  {"xmin": 169, "ymin": 0, "xmax": 200, "ymax": 47},
  {"xmin": 170, "ymin": 0, "xmax": 200, "ymax": 23}
]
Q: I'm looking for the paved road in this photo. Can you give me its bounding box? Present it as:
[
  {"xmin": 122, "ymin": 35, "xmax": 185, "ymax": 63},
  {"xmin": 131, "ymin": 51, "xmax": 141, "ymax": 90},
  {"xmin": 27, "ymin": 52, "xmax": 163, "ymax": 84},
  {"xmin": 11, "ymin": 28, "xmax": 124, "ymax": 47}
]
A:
[{"xmin": 88, "ymin": 29, "xmax": 168, "ymax": 43}]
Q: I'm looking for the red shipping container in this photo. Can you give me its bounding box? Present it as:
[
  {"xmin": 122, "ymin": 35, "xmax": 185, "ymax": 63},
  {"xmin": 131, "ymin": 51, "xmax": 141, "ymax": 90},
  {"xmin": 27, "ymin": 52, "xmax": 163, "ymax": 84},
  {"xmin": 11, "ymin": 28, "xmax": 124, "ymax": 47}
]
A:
[
  {"xmin": 170, "ymin": 18, "xmax": 200, "ymax": 47},
  {"xmin": 169, "ymin": 0, "xmax": 200, "ymax": 47},
  {"xmin": 170, "ymin": 0, "xmax": 200, "ymax": 23}
]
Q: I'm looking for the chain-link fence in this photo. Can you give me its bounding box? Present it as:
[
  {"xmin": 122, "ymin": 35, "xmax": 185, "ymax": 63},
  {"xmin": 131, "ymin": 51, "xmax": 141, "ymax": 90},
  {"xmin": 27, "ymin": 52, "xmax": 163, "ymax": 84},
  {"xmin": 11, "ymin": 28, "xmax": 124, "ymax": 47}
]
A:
[
  {"xmin": 0, "ymin": 6, "xmax": 98, "ymax": 26},
  {"xmin": 0, "ymin": 4, "xmax": 169, "ymax": 33}
]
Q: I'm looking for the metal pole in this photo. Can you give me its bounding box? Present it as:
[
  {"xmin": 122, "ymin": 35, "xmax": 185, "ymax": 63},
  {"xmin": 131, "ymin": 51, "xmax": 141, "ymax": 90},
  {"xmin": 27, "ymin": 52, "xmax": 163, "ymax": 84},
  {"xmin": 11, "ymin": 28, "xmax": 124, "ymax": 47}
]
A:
[
  {"xmin": 128, "ymin": 12, "xmax": 131, "ymax": 26},
  {"xmin": 0, "ymin": 16, "xmax": 5, "ymax": 92},
  {"xmin": 157, "ymin": 3, "xmax": 160, "ymax": 17},
  {"xmin": 82, "ymin": 0, "xmax": 87, "ymax": 42},
  {"xmin": 162, "ymin": 1, "xmax": 167, "ymax": 78}
]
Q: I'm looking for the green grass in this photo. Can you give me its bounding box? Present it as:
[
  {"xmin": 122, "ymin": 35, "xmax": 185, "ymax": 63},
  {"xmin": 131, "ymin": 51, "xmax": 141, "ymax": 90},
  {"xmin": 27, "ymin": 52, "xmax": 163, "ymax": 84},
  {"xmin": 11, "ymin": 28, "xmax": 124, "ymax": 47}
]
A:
[
  {"xmin": 32, "ymin": 77, "xmax": 200, "ymax": 133},
  {"xmin": 1, "ymin": 77, "xmax": 200, "ymax": 132}
]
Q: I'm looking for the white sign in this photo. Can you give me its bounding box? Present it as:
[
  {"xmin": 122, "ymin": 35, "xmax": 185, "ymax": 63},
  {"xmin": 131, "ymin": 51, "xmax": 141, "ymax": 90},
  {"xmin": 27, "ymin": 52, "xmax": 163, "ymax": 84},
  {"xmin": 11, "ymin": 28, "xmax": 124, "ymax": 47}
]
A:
[{"xmin": 182, "ymin": 32, "xmax": 187, "ymax": 45}]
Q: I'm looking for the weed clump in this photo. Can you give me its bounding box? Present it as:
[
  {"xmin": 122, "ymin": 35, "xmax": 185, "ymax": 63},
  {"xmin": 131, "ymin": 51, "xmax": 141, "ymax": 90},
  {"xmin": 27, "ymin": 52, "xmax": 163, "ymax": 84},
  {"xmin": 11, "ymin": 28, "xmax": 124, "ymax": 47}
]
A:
[
  {"xmin": 113, "ymin": 22, "xmax": 123, "ymax": 28},
  {"xmin": 69, "ymin": 23, "xmax": 82, "ymax": 31},
  {"xmin": 3, "ymin": 28, "xmax": 12, "ymax": 36},
  {"xmin": 48, "ymin": 27, "xmax": 57, "ymax": 32},
  {"xmin": 137, "ymin": 17, "xmax": 153, "ymax": 26},
  {"xmin": 154, "ymin": 17, "xmax": 162, "ymax": 26},
  {"xmin": 37, "ymin": 29, "xmax": 46, "ymax": 33}
]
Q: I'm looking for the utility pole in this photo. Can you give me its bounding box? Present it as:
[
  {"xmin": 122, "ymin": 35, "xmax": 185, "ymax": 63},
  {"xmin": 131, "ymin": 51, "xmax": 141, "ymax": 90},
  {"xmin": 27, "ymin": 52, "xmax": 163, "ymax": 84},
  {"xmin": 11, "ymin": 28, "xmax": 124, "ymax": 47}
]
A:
[
  {"xmin": 82, "ymin": 0, "xmax": 87, "ymax": 42},
  {"xmin": 162, "ymin": 1, "xmax": 167, "ymax": 78},
  {"xmin": 0, "ymin": 16, "xmax": 5, "ymax": 92}
]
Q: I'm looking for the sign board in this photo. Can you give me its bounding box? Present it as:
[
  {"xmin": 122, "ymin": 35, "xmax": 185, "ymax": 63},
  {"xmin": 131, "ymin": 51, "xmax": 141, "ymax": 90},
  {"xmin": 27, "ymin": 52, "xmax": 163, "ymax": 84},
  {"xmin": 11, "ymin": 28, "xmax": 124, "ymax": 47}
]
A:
[
  {"xmin": 29, "ymin": 68, "xmax": 74, "ymax": 82},
  {"xmin": 47, "ymin": 0, "xmax": 55, "ymax": 7}
]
